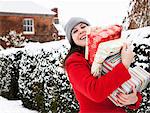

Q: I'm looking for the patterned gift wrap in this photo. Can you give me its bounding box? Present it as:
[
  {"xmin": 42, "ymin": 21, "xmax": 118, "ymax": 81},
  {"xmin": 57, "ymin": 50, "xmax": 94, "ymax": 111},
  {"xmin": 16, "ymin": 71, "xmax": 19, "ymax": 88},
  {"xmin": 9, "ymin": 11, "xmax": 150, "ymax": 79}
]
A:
[
  {"xmin": 85, "ymin": 25, "xmax": 122, "ymax": 64},
  {"xmin": 101, "ymin": 53, "xmax": 150, "ymax": 106}
]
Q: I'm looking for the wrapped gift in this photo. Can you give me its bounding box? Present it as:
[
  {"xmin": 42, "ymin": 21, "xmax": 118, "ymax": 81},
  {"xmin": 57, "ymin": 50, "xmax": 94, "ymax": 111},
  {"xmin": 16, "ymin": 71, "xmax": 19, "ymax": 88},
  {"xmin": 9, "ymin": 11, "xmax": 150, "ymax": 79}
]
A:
[
  {"xmin": 91, "ymin": 38, "xmax": 125, "ymax": 76},
  {"xmin": 85, "ymin": 25, "xmax": 150, "ymax": 106},
  {"xmin": 85, "ymin": 25, "xmax": 122, "ymax": 64},
  {"xmin": 85, "ymin": 24, "xmax": 123, "ymax": 77},
  {"xmin": 102, "ymin": 53, "xmax": 150, "ymax": 106}
]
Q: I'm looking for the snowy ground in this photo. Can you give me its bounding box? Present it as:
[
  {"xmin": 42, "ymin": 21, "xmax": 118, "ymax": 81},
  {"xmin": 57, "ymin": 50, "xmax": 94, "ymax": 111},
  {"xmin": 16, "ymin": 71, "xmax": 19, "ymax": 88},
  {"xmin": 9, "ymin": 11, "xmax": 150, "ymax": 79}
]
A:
[{"xmin": 0, "ymin": 96, "xmax": 38, "ymax": 113}]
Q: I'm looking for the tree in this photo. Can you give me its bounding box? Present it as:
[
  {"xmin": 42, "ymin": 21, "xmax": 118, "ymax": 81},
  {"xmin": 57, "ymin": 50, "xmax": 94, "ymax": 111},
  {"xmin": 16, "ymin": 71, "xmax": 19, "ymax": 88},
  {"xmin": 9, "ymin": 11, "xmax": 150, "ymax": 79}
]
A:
[{"xmin": 122, "ymin": 0, "xmax": 150, "ymax": 30}]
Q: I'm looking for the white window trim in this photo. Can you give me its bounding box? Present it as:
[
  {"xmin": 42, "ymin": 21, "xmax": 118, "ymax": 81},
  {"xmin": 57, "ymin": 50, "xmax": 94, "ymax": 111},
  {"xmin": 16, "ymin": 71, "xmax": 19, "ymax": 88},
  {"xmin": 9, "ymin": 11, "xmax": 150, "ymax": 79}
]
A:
[{"xmin": 23, "ymin": 18, "xmax": 35, "ymax": 35}]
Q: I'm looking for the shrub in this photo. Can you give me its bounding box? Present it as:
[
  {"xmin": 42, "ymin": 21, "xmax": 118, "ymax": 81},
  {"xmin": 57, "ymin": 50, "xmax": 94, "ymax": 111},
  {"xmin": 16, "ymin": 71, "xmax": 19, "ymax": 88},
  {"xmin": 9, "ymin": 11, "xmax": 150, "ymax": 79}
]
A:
[{"xmin": 0, "ymin": 30, "xmax": 28, "ymax": 48}]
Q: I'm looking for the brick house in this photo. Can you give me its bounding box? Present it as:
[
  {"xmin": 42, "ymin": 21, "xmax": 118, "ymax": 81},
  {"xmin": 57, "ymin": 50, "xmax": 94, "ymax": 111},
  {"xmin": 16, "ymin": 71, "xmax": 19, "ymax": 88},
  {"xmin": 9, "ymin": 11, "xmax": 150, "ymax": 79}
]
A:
[{"xmin": 0, "ymin": 1, "xmax": 65, "ymax": 45}]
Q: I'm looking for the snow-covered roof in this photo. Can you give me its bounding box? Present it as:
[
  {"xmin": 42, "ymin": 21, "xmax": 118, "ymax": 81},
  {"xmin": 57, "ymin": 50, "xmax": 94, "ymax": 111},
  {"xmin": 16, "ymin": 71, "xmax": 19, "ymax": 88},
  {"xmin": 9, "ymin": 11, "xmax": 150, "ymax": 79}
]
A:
[
  {"xmin": 0, "ymin": 1, "xmax": 56, "ymax": 15},
  {"xmin": 53, "ymin": 23, "xmax": 66, "ymax": 36}
]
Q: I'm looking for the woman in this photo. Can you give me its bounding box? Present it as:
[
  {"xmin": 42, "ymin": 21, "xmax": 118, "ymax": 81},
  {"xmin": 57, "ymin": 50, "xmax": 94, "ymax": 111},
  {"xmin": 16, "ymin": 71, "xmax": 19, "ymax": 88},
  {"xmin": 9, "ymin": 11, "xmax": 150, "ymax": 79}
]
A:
[{"xmin": 64, "ymin": 17, "xmax": 142, "ymax": 113}]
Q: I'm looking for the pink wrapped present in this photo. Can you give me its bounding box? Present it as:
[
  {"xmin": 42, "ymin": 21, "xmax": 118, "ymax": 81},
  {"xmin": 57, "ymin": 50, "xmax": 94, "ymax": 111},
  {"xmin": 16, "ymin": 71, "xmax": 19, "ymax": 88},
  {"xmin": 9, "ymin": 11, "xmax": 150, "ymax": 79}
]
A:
[
  {"xmin": 85, "ymin": 25, "xmax": 122, "ymax": 64},
  {"xmin": 85, "ymin": 24, "xmax": 123, "ymax": 77}
]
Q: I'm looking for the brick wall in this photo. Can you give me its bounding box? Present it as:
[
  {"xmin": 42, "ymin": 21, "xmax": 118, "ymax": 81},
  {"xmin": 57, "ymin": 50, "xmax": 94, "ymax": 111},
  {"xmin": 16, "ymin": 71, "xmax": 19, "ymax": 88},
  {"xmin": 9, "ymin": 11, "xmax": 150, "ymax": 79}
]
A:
[{"xmin": 0, "ymin": 14, "xmax": 59, "ymax": 42}]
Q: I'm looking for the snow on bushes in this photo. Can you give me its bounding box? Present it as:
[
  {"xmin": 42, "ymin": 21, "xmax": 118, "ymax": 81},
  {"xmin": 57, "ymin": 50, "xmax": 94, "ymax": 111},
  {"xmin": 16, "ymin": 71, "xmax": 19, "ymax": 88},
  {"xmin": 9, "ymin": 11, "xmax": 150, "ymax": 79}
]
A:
[
  {"xmin": 0, "ymin": 31, "xmax": 28, "ymax": 49},
  {"xmin": 0, "ymin": 51, "xmax": 22, "ymax": 99},
  {"xmin": 0, "ymin": 39, "xmax": 79, "ymax": 113},
  {"xmin": 0, "ymin": 26, "xmax": 149, "ymax": 113},
  {"xmin": 18, "ymin": 42, "xmax": 79, "ymax": 113}
]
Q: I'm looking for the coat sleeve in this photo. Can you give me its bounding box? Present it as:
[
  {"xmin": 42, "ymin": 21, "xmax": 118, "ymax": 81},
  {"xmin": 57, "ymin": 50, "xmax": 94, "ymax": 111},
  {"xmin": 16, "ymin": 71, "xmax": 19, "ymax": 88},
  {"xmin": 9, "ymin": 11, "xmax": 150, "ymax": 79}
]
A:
[{"xmin": 65, "ymin": 52, "xmax": 131, "ymax": 103}]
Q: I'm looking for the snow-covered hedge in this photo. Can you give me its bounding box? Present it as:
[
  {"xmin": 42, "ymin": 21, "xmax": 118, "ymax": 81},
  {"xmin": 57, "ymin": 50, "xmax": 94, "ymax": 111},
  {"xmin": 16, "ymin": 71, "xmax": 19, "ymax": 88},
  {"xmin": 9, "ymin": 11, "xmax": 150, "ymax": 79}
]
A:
[
  {"xmin": 0, "ymin": 40, "xmax": 79, "ymax": 113},
  {"xmin": 0, "ymin": 30, "xmax": 27, "ymax": 48},
  {"xmin": 0, "ymin": 51, "xmax": 22, "ymax": 99},
  {"xmin": 0, "ymin": 27, "xmax": 149, "ymax": 113},
  {"xmin": 18, "ymin": 41, "xmax": 79, "ymax": 113}
]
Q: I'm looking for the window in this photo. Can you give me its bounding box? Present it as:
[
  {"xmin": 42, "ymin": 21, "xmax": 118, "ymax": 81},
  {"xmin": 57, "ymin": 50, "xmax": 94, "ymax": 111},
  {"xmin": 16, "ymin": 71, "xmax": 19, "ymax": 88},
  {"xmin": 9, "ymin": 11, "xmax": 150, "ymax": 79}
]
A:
[{"xmin": 23, "ymin": 18, "xmax": 34, "ymax": 34}]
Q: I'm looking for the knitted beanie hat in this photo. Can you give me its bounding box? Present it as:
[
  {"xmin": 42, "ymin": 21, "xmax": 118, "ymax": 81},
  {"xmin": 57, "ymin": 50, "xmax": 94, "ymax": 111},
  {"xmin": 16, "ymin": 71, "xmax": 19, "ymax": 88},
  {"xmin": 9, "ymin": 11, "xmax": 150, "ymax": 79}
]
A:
[{"xmin": 64, "ymin": 17, "xmax": 90, "ymax": 44}]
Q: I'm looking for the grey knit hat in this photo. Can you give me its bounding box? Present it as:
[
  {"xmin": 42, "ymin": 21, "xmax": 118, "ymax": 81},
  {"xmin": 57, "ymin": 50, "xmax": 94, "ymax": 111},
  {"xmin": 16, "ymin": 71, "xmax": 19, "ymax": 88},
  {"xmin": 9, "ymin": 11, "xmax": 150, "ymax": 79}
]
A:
[{"xmin": 64, "ymin": 17, "xmax": 90, "ymax": 44}]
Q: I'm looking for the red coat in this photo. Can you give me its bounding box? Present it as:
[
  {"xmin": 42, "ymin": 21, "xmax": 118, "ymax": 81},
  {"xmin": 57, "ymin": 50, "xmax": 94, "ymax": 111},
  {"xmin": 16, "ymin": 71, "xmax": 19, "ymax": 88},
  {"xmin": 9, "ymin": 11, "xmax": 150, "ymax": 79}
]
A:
[{"xmin": 65, "ymin": 52, "xmax": 142, "ymax": 113}]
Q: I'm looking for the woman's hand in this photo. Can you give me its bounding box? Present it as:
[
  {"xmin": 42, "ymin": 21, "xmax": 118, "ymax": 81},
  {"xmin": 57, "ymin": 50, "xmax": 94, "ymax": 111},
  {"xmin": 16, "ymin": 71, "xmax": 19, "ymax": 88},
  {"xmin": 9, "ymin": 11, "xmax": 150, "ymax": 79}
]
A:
[
  {"xmin": 117, "ymin": 86, "xmax": 138, "ymax": 107},
  {"xmin": 121, "ymin": 43, "xmax": 134, "ymax": 69}
]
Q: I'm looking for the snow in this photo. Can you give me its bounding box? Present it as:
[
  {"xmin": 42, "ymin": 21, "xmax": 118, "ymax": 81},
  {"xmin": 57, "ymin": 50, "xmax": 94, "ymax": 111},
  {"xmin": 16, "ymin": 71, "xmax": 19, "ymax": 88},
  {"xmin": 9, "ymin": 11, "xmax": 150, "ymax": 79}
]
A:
[
  {"xmin": 122, "ymin": 26, "xmax": 150, "ymax": 45},
  {"xmin": 0, "ymin": 1, "xmax": 55, "ymax": 15},
  {"xmin": 0, "ymin": 96, "xmax": 38, "ymax": 113},
  {"xmin": 0, "ymin": 0, "xmax": 149, "ymax": 113},
  {"xmin": 0, "ymin": 39, "xmax": 70, "ymax": 56},
  {"xmin": 53, "ymin": 23, "xmax": 66, "ymax": 36}
]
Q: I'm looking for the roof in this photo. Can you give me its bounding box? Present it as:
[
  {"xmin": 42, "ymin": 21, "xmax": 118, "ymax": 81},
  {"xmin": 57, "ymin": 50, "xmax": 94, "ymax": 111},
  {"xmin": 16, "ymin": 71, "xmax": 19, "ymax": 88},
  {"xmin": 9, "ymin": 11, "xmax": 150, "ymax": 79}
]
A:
[
  {"xmin": 0, "ymin": 1, "xmax": 56, "ymax": 15},
  {"xmin": 53, "ymin": 23, "xmax": 66, "ymax": 36}
]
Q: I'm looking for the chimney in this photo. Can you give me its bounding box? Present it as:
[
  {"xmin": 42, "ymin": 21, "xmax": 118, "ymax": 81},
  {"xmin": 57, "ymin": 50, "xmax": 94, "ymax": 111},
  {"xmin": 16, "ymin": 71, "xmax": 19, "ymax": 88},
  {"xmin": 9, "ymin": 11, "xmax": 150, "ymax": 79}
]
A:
[
  {"xmin": 51, "ymin": 8, "xmax": 59, "ymax": 24},
  {"xmin": 51, "ymin": 7, "xmax": 58, "ymax": 17}
]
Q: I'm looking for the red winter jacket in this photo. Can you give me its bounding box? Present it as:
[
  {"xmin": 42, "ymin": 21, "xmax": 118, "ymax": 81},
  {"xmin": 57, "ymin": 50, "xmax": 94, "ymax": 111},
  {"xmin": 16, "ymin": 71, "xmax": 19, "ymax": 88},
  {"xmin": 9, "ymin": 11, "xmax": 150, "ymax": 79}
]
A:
[{"xmin": 65, "ymin": 52, "xmax": 142, "ymax": 113}]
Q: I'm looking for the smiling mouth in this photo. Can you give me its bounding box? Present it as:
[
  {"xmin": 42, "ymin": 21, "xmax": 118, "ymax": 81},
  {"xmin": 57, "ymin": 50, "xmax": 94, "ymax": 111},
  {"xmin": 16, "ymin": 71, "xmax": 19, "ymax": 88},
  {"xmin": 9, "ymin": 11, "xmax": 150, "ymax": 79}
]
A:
[{"xmin": 80, "ymin": 36, "xmax": 86, "ymax": 40}]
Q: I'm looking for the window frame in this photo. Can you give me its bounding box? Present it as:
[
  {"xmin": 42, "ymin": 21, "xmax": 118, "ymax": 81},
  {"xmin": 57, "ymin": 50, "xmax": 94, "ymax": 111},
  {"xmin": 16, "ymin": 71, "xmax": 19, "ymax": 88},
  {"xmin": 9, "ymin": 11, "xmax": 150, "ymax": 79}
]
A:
[{"xmin": 23, "ymin": 18, "xmax": 35, "ymax": 34}]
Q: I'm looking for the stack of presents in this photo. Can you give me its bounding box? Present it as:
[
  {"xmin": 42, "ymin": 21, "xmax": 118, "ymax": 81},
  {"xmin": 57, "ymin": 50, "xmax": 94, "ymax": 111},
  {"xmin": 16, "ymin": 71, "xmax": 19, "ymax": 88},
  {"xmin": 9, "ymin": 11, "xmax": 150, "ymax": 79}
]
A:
[{"xmin": 85, "ymin": 25, "xmax": 150, "ymax": 106}]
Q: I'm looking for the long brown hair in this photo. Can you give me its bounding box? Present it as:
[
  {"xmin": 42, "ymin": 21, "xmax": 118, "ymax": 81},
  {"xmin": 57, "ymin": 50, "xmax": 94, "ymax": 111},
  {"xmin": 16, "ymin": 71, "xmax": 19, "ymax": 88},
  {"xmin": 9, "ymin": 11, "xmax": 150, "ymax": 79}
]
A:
[{"xmin": 63, "ymin": 41, "xmax": 85, "ymax": 67}]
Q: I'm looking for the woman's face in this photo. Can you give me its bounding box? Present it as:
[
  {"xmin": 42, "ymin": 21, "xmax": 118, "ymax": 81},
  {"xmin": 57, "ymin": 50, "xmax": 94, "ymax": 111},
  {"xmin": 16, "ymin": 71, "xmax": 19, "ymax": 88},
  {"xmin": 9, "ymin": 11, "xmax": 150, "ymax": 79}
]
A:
[{"xmin": 71, "ymin": 23, "xmax": 88, "ymax": 47}]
